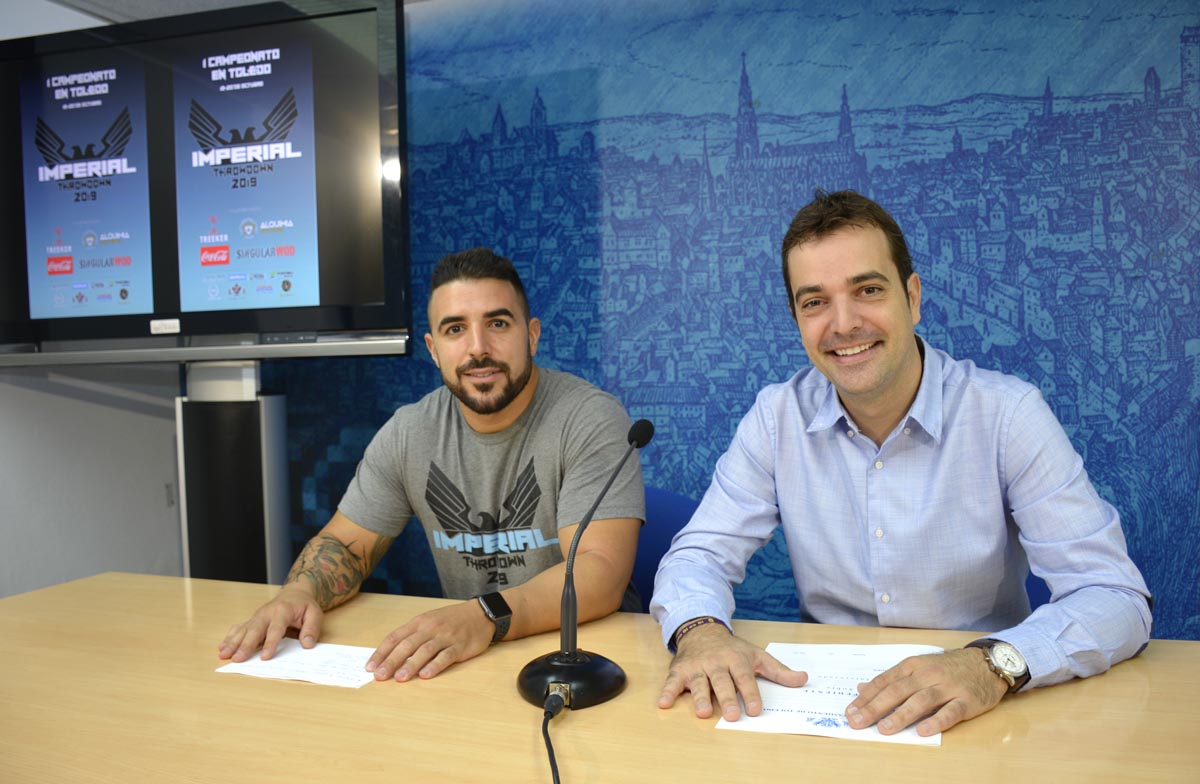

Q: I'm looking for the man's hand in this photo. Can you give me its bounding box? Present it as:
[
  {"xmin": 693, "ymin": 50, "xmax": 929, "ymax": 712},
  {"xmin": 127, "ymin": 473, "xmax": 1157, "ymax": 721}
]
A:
[
  {"xmin": 366, "ymin": 600, "xmax": 495, "ymax": 682},
  {"xmin": 845, "ymin": 647, "xmax": 1008, "ymax": 736},
  {"xmin": 217, "ymin": 584, "xmax": 325, "ymax": 662},
  {"xmin": 657, "ymin": 623, "xmax": 809, "ymax": 721}
]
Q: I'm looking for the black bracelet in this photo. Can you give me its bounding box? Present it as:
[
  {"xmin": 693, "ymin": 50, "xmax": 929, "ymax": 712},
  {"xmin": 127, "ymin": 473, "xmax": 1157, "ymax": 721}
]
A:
[{"xmin": 670, "ymin": 616, "xmax": 730, "ymax": 652}]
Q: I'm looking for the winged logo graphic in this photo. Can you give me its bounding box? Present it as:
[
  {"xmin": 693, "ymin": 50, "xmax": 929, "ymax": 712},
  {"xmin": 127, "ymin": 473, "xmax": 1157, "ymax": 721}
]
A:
[
  {"xmin": 187, "ymin": 87, "xmax": 298, "ymax": 151},
  {"xmin": 426, "ymin": 459, "xmax": 542, "ymax": 535},
  {"xmin": 34, "ymin": 107, "xmax": 133, "ymax": 165}
]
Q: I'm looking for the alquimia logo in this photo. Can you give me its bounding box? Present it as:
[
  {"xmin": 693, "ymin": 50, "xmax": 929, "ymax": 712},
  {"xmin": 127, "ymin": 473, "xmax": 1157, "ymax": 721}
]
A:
[
  {"xmin": 200, "ymin": 245, "xmax": 230, "ymax": 266},
  {"xmin": 47, "ymin": 256, "xmax": 74, "ymax": 275}
]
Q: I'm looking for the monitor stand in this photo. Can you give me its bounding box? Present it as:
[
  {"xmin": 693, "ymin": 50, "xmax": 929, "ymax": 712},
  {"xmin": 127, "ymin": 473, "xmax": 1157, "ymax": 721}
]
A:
[{"xmin": 175, "ymin": 360, "xmax": 290, "ymax": 584}]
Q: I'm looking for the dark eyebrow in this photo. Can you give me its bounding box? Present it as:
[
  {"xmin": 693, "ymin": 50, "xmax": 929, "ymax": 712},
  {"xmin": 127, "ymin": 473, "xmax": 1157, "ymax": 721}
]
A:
[
  {"xmin": 437, "ymin": 308, "xmax": 517, "ymax": 331},
  {"xmin": 792, "ymin": 283, "xmax": 824, "ymax": 303},
  {"xmin": 849, "ymin": 271, "xmax": 890, "ymax": 286}
]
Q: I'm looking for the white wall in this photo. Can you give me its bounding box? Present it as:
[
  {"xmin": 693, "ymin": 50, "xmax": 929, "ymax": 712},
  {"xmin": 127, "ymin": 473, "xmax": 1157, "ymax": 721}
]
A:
[
  {"xmin": 1, "ymin": 1, "xmax": 184, "ymax": 598},
  {"xmin": 0, "ymin": 366, "xmax": 184, "ymax": 597},
  {"xmin": 2, "ymin": 0, "xmax": 105, "ymax": 38}
]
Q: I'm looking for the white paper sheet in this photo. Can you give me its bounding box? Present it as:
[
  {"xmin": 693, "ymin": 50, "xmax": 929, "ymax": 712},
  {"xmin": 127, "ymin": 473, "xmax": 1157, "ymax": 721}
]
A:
[
  {"xmin": 715, "ymin": 642, "xmax": 943, "ymax": 745},
  {"xmin": 215, "ymin": 638, "xmax": 376, "ymax": 688}
]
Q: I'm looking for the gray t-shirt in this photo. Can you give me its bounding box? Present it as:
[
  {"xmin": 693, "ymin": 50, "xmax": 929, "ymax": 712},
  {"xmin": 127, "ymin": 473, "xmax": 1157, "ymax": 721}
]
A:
[{"xmin": 338, "ymin": 367, "xmax": 645, "ymax": 601}]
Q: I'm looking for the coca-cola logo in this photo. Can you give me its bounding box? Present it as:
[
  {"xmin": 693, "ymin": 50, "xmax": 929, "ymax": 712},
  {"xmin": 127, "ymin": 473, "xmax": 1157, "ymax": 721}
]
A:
[
  {"xmin": 200, "ymin": 245, "xmax": 230, "ymax": 266},
  {"xmin": 47, "ymin": 256, "xmax": 74, "ymax": 275}
]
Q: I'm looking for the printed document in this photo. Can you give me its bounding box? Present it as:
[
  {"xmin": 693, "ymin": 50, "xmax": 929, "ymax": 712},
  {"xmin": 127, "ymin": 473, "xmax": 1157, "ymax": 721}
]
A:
[
  {"xmin": 715, "ymin": 642, "xmax": 943, "ymax": 745},
  {"xmin": 216, "ymin": 638, "xmax": 376, "ymax": 688}
]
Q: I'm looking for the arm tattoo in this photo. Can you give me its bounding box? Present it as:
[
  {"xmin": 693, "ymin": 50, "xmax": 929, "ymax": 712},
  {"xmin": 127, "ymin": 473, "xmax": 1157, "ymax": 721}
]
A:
[{"xmin": 286, "ymin": 532, "xmax": 395, "ymax": 610}]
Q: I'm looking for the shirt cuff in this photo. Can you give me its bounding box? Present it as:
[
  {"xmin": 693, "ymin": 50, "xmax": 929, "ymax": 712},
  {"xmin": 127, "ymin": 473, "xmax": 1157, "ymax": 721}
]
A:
[{"xmin": 976, "ymin": 623, "xmax": 1065, "ymax": 692}]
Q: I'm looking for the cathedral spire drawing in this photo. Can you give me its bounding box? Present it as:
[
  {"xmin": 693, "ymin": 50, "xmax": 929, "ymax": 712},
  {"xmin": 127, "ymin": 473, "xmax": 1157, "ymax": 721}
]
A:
[
  {"xmin": 735, "ymin": 52, "xmax": 759, "ymax": 161},
  {"xmin": 492, "ymin": 103, "xmax": 508, "ymax": 145},
  {"xmin": 838, "ymin": 83, "xmax": 855, "ymax": 149}
]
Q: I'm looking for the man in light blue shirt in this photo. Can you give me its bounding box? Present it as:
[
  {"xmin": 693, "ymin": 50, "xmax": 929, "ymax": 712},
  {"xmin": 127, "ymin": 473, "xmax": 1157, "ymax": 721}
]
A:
[{"xmin": 651, "ymin": 190, "xmax": 1152, "ymax": 737}]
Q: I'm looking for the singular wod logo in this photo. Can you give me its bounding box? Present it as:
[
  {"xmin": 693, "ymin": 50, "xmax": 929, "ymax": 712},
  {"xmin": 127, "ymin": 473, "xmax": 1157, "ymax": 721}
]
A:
[
  {"xmin": 35, "ymin": 108, "xmax": 137, "ymax": 180},
  {"xmin": 187, "ymin": 88, "xmax": 302, "ymax": 166}
]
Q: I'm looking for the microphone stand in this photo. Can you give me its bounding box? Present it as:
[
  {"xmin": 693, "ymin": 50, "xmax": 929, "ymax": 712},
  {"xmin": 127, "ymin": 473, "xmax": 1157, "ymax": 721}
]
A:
[{"xmin": 516, "ymin": 421, "xmax": 653, "ymax": 710}]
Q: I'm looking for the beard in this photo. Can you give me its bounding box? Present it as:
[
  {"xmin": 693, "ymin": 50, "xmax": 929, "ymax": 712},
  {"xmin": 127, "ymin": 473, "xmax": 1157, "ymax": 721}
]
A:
[{"xmin": 446, "ymin": 353, "xmax": 534, "ymax": 415}]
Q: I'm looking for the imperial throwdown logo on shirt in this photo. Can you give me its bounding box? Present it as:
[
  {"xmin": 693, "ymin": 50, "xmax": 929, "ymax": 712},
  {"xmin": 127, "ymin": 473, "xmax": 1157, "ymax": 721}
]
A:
[{"xmin": 426, "ymin": 459, "xmax": 558, "ymax": 577}]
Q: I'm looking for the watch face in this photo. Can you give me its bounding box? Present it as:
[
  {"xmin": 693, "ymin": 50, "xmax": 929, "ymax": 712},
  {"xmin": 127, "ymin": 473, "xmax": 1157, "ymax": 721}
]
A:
[
  {"xmin": 992, "ymin": 642, "xmax": 1027, "ymax": 675},
  {"xmin": 479, "ymin": 592, "xmax": 511, "ymax": 619}
]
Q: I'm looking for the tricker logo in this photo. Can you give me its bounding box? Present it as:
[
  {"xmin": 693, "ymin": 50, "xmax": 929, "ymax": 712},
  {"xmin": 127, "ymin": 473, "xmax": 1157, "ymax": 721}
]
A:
[
  {"xmin": 35, "ymin": 108, "xmax": 138, "ymax": 181},
  {"xmin": 200, "ymin": 216, "xmax": 229, "ymax": 243},
  {"xmin": 426, "ymin": 460, "xmax": 556, "ymax": 565},
  {"xmin": 188, "ymin": 88, "xmax": 302, "ymax": 167}
]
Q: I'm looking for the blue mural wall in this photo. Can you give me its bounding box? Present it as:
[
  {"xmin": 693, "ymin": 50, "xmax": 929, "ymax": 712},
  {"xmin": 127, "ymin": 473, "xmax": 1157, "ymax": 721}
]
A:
[{"xmin": 263, "ymin": 0, "xmax": 1200, "ymax": 641}]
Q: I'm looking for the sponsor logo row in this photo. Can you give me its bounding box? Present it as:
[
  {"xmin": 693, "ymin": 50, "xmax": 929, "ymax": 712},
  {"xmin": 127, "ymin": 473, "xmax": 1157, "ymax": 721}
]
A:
[
  {"xmin": 47, "ymin": 255, "xmax": 132, "ymax": 275},
  {"xmin": 200, "ymin": 245, "xmax": 296, "ymax": 266}
]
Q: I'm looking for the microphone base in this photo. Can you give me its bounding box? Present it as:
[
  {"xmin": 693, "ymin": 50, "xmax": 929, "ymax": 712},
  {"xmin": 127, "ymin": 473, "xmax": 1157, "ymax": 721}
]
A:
[{"xmin": 517, "ymin": 650, "xmax": 626, "ymax": 710}]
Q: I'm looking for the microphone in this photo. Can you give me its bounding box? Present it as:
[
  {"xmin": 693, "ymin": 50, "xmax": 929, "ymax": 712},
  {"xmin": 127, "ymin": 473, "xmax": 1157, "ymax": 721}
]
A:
[{"xmin": 517, "ymin": 418, "xmax": 655, "ymax": 710}]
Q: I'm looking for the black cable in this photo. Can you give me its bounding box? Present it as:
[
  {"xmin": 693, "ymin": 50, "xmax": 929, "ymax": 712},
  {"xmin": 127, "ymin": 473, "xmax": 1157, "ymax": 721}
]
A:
[{"xmin": 542, "ymin": 692, "xmax": 566, "ymax": 784}]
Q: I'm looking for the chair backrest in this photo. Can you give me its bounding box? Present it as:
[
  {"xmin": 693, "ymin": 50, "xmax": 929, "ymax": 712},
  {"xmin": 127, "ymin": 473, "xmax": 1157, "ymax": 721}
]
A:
[
  {"xmin": 631, "ymin": 485, "xmax": 1053, "ymax": 615},
  {"xmin": 1026, "ymin": 573, "xmax": 1051, "ymax": 610},
  {"xmin": 632, "ymin": 486, "xmax": 699, "ymax": 611}
]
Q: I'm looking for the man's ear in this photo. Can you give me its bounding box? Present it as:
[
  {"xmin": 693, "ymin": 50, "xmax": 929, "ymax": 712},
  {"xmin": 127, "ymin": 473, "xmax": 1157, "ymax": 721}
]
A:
[
  {"xmin": 424, "ymin": 332, "xmax": 439, "ymax": 368},
  {"xmin": 907, "ymin": 273, "xmax": 923, "ymax": 327},
  {"xmin": 527, "ymin": 317, "xmax": 541, "ymax": 356}
]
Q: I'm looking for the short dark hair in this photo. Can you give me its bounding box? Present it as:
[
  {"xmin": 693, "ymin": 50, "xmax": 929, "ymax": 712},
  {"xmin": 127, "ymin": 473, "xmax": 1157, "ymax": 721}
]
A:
[
  {"xmin": 780, "ymin": 189, "xmax": 914, "ymax": 316},
  {"xmin": 429, "ymin": 247, "xmax": 530, "ymax": 320}
]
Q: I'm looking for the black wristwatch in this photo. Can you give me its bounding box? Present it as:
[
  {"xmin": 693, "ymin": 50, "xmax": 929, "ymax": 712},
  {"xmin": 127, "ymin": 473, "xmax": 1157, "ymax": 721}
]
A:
[
  {"xmin": 966, "ymin": 638, "xmax": 1031, "ymax": 694},
  {"xmin": 476, "ymin": 592, "xmax": 512, "ymax": 644}
]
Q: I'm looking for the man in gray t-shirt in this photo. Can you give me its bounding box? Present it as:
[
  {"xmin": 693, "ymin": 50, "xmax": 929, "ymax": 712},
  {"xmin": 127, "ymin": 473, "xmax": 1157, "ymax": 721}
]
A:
[
  {"xmin": 219, "ymin": 248, "xmax": 645, "ymax": 684},
  {"xmin": 339, "ymin": 366, "xmax": 643, "ymax": 603}
]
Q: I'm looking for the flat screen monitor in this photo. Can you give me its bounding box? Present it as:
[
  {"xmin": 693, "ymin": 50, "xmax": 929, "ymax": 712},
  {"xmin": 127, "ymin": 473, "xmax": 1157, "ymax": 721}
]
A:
[{"xmin": 0, "ymin": 1, "xmax": 409, "ymax": 365}]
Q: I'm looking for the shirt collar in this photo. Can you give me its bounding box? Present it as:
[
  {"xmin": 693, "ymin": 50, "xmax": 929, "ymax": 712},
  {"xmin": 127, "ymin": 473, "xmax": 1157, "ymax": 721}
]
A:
[{"xmin": 806, "ymin": 335, "xmax": 944, "ymax": 443}]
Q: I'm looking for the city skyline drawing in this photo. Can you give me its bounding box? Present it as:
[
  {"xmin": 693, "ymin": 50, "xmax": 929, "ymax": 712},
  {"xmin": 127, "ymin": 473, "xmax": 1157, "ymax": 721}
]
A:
[{"xmin": 270, "ymin": 1, "xmax": 1199, "ymax": 641}]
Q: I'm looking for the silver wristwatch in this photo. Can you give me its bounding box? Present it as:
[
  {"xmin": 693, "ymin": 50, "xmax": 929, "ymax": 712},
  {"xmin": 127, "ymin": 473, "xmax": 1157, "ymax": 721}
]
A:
[{"xmin": 966, "ymin": 638, "xmax": 1030, "ymax": 694}]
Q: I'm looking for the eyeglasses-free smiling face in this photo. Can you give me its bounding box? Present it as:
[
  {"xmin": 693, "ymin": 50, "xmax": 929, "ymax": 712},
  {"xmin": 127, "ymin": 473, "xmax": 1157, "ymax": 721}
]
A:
[
  {"xmin": 424, "ymin": 277, "xmax": 541, "ymax": 433},
  {"xmin": 786, "ymin": 224, "xmax": 923, "ymax": 438}
]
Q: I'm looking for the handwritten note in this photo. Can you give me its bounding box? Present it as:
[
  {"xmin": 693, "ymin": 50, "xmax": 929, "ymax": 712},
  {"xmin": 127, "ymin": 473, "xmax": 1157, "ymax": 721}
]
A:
[
  {"xmin": 715, "ymin": 643, "xmax": 943, "ymax": 746},
  {"xmin": 215, "ymin": 638, "xmax": 376, "ymax": 688}
]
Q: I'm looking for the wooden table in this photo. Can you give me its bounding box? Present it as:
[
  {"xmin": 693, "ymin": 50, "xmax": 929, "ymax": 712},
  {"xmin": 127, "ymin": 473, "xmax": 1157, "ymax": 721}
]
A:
[{"xmin": 1, "ymin": 572, "xmax": 1195, "ymax": 783}]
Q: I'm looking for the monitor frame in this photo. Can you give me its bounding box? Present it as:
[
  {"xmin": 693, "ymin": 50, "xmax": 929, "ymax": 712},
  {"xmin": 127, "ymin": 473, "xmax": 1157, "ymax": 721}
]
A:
[{"xmin": 0, "ymin": 0, "xmax": 410, "ymax": 367}]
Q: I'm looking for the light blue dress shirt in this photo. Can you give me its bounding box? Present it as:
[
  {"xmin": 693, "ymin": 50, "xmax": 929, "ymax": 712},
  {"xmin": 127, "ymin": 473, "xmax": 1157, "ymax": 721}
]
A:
[{"xmin": 651, "ymin": 338, "xmax": 1152, "ymax": 690}]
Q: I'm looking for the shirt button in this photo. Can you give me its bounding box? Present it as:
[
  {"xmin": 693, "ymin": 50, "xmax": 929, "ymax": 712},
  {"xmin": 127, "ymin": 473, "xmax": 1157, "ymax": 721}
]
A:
[
  {"xmin": 874, "ymin": 528, "xmax": 884, "ymax": 538},
  {"xmin": 903, "ymin": 427, "xmax": 912, "ymax": 435},
  {"xmin": 881, "ymin": 593, "xmax": 891, "ymax": 604},
  {"xmin": 874, "ymin": 460, "xmax": 884, "ymax": 470},
  {"xmin": 847, "ymin": 430, "xmax": 856, "ymax": 438}
]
